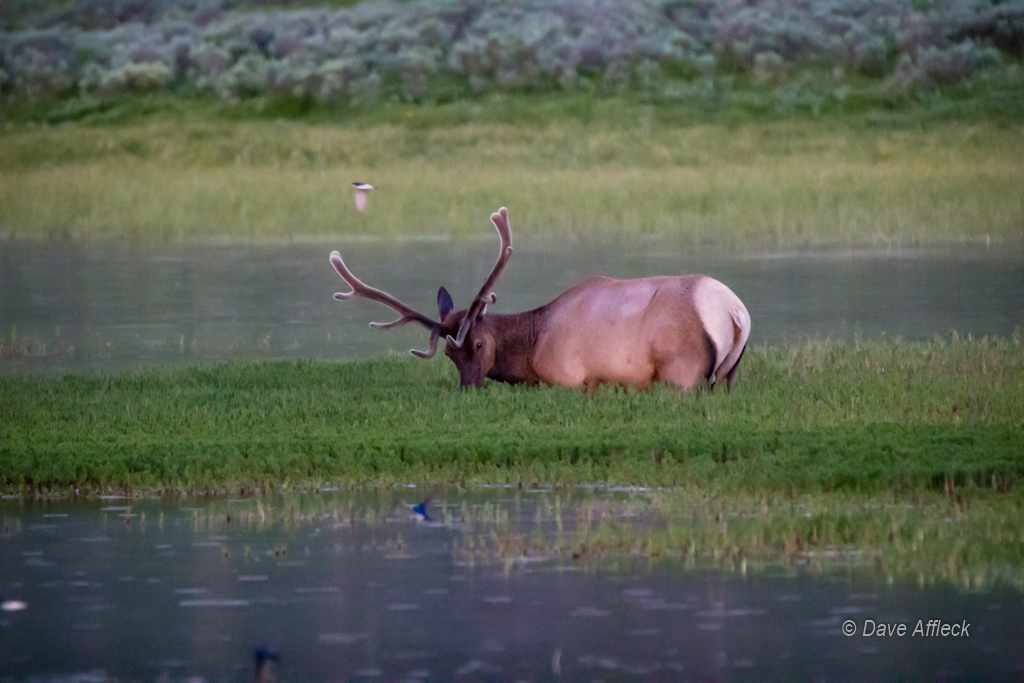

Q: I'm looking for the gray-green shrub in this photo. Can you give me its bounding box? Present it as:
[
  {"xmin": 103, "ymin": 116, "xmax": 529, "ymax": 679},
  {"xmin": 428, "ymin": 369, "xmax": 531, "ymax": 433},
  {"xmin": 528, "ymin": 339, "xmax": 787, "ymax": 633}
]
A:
[{"xmin": 0, "ymin": 0, "xmax": 1019, "ymax": 103}]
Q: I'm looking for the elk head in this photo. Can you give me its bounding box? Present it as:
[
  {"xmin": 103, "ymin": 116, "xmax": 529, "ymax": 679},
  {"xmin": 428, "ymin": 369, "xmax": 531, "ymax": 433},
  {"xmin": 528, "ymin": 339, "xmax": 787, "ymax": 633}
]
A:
[{"xmin": 330, "ymin": 207, "xmax": 513, "ymax": 388}]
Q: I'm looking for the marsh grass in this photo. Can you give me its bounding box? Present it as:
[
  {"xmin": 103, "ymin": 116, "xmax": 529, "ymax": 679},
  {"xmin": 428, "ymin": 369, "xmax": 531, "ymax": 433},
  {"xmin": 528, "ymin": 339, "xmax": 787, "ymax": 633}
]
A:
[
  {"xmin": 484, "ymin": 491, "xmax": 1024, "ymax": 590},
  {"xmin": 0, "ymin": 336, "xmax": 1020, "ymax": 495},
  {"xmin": 16, "ymin": 487, "xmax": 1019, "ymax": 591},
  {"xmin": 1, "ymin": 97, "xmax": 1022, "ymax": 245}
]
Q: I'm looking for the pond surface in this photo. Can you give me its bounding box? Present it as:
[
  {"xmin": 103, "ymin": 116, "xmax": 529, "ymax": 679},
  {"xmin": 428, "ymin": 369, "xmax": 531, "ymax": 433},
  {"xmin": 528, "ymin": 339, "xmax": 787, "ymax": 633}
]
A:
[
  {"xmin": 1, "ymin": 490, "xmax": 1022, "ymax": 682},
  {"xmin": 1, "ymin": 238, "xmax": 1021, "ymax": 373}
]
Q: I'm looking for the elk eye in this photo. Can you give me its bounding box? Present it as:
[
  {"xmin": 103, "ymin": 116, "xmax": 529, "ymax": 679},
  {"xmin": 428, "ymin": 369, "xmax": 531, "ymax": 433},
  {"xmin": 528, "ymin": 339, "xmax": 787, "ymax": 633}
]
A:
[{"xmin": 475, "ymin": 341, "xmax": 483, "ymax": 350}]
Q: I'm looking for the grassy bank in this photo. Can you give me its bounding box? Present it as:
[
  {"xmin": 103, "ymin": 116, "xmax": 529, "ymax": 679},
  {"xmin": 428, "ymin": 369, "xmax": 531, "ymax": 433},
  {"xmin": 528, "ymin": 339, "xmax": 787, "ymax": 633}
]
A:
[
  {"xmin": 1, "ymin": 93, "xmax": 1022, "ymax": 246},
  {"xmin": 1, "ymin": 336, "xmax": 1020, "ymax": 495}
]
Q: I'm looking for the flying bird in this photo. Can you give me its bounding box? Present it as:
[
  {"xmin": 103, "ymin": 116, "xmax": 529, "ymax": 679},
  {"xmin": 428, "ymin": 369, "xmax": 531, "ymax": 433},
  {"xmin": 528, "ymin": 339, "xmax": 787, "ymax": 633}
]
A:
[{"xmin": 352, "ymin": 182, "xmax": 374, "ymax": 212}]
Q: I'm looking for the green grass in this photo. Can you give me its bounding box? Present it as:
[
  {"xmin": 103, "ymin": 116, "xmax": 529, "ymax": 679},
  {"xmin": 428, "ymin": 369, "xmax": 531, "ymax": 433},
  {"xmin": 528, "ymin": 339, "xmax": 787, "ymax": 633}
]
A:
[
  {"xmin": 470, "ymin": 490, "xmax": 1024, "ymax": 590},
  {"xmin": 1, "ymin": 80, "xmax": 1023, "ymax": 246},
  {"xmin": 3, "ymin": 337, "xmax": 1021, "ymax": 587},
  {"xmin": 2, "ymin": 69, "xmax": 1022, "ymax": 588},
  {"xmin": 1, "ymin": 336, "xmax": 1020, "ymax": 495}
]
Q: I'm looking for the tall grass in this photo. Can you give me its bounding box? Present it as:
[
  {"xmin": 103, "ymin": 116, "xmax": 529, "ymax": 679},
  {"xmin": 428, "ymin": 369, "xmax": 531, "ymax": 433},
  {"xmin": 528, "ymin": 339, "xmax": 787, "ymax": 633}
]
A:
[
  {"xmin": 1, "ymin": 107, "xmax": 1022, "ymax": 245},
  {"xmin": 1, "ymin": 336, "xmax": 1020, "ymax": 494}
]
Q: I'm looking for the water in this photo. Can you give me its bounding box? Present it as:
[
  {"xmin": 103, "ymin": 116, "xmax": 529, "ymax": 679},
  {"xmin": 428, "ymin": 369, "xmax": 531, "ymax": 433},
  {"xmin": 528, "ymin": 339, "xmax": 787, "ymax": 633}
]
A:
[
  {"xmin": 1, "ymin": 239, "xmax": 1021, "ymax": 373},
  {"xmin": 2, "ymin": 490, "xmax": 1021, "ymax": 681}
]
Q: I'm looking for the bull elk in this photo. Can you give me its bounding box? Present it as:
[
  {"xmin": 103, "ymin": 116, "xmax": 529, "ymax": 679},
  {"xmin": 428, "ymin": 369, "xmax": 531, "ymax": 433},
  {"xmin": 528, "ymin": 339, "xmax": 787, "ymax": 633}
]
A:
[{"xmin": 330, "ymin": 207, "xmax": 750, "ymax": 391}]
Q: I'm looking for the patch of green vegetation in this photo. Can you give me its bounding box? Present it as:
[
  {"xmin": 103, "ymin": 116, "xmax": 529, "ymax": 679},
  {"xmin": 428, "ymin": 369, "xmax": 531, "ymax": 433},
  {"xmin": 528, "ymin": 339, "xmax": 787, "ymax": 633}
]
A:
[
  {"xmin": 1, "ymin": 86, "xmax": 1022, "ymax": 245},
  {"xmin": 1, "ymin": 336, "xmax": 1020, "ymax": 496},
  {"xmin": 3, "ymin": 63, "xmax": 1023, "ymax": 129},
  {"xmin": 464, "ymin": 491, "xmax": 1024, "ymax": 590}
]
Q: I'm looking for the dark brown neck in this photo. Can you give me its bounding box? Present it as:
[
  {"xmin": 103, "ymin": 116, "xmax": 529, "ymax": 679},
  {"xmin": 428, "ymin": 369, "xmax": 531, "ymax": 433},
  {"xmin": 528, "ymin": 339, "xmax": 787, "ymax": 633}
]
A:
[{"xmin": 485, "ymin": 309, "xmax": 545, "ymax": 386}]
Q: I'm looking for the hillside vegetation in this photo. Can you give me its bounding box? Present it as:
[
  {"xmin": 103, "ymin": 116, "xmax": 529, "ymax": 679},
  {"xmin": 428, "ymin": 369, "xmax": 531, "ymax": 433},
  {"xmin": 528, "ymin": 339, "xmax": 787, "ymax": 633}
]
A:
[{"xmin": 3, "ymin": 0, "xmax": 1022, "ymax": 107}]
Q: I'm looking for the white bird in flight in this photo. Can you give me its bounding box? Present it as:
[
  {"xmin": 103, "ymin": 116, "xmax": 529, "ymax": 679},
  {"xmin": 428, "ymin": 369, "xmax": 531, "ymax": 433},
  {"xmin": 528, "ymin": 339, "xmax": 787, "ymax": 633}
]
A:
[{"xmin": 352, "ymin": 182, "xmax": 374, "ymax": 212}]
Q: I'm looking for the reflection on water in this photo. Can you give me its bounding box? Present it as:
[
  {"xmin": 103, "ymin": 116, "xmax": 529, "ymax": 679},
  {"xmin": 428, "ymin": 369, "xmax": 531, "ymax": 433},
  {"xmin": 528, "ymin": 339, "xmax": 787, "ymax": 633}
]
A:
[
  {"xmin": 1, "ymin": 489, "xmax": 1022, "ymax": 681},
  {"xmin": 1, "ymin": 239, "xmax": 1021, "ymax": 373}
]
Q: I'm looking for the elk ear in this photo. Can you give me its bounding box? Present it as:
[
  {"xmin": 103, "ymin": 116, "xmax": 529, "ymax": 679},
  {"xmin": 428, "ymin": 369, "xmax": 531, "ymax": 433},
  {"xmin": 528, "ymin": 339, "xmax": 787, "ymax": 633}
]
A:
[{"xmin": 437, "ymin": 286, "xmax": 454, "ymax": 318}]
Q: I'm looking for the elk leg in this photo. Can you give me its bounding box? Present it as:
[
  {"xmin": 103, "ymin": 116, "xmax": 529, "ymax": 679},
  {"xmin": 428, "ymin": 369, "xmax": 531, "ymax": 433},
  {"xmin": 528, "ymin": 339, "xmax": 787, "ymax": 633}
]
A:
[{"xmin": 723, "ymin": 344, "xmax": 747, "ymax": 393}]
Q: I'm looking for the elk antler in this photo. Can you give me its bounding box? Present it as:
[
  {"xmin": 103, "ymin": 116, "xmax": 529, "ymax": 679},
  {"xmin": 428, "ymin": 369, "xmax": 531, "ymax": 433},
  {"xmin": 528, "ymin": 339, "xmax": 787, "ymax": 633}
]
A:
[
  {"xmin": 446, "ymin": 207, "xmax": 514, "ymax": 349},
  {"xmin": 330, "ymin": 250, "xmax": 442, "ymax": 359}
]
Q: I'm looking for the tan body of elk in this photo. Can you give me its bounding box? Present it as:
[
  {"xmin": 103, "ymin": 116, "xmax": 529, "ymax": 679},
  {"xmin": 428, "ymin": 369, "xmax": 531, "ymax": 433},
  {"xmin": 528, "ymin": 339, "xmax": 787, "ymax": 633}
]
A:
[{"xmin": 330, "ymin": 207, "xmax": 750, "ymax": 391}]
